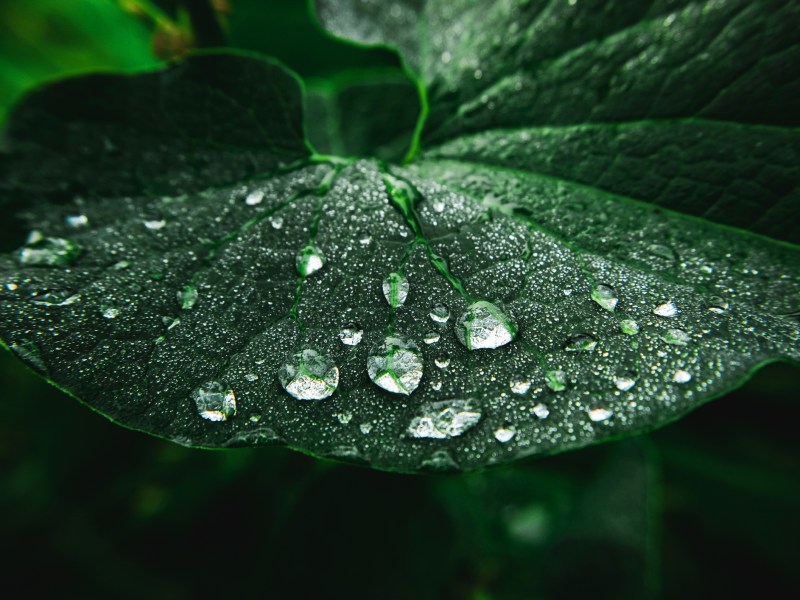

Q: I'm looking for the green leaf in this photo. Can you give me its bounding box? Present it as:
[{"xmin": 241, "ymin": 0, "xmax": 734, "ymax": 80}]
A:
[{"xmin": 1, "ymin": 0, "xmax": 799, "ymax": 473}]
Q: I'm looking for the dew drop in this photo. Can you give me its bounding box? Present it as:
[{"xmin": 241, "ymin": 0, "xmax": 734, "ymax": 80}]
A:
[
  {"xmin": 456, "ymin": 301, "xmax": 517, "ymax": 350},
  {"xmin": 18, "ymin": 234, "xmax": 81, "ymax": 267},
  {"xmin": 192, "ymin": 381, "xmax": 236, "ymax": 422},
  {"xmin": 177, "ymin": 284, "xmax": 198, "ymax": 310},
  {"xmin": 101, "ymin": 305, "xmax": 120, "ymax": 319},
  {"xmin": 269, "ymin": 215, "xmax": 284, "ymax": 229},
  {"xmin": 244, "ymin": 373, "xmax": 259, "ymax": 382},
  {"xmin": 382, "ymin": 271, "xmax": 409, "ymax": 307},
  {"xmin": 661, "ymin": 328, "xmax": 690, "ymax": 345},
  {"xmin": 429, "ymin": 303, "xmax": 450, "ymax": 323},
  {"xmin": 546, "ymin": 370, "xmax": 567, "ymax": 392},
  {"xmin": 653, "ymin": 301, "xmax": 677, "ymax": 317},
  {"xmin": 143, "ymin": 219, "xmax": 166, "ymax": 230},
  {"xmin": 245, "ymin": 190, "xmax": 264, "ymax": 205},
  {"xmin": 432, "ymin": 200, "xmax": 445, "ymax": 213},
  {"xmin": 564, "ymin": 333, "xmax": 597, "ymax": 352},
  {"xmin": 367, "ymin": 336, "xmax": 423, "ymax": 395},
  {"xmin": 532, "ymin": 403, "xmax": 550, "ymax": 419},
  {"xmin": 423, "ymin": 331, "xmax": 441, "ymax": 344},
  {"xmin": 707, "ymin": 296, "xmax": 729, "ymax": 314},
  {"xmin": 494, "ymin": 425, "xmax": 516, "ymax": 443},
  {"xmin": 162, "ymin": 316, "xmax": 180, "ymax": 330},
  {"xmin": 591, "ymin": 284, "xmax": 618, "ymax": 312},
  {"xmin": 360, "ymin": 423, "xmax": 373, "ymax": 434},
  {"xmin": 510, "ymin": 377, "xmax": 531, "ymax": 394},
  {"xmin": 620, "ymin": 319, "xmax": 640, "ymax": 335},
  {"xmin": 296, "ymin": 244, "xmax": 325, "ymax": 276},
  {"xmin": 673, "ymin": 369, "xmax": 692, "ymax": 384},
  {"xmin": 65, "ymin": 214, "xmax": 89, "ymax": 228},
  {"xmin": 430, "ymin": 380, "xmax": 442, "ymax": 391},
  {"xmin": 338, "ymin": 325, "xmax": 363, "ymax": 346},
  {"xmin": 434, "ymin": 354, "xmax": 450, "ymax": 369},
  {"xmin": 31, "ymin": 290, "xmax": 81, "ymax": 307},
  {"xmin": 336, "ymin": 412, "xmax": 353, "ymax": 424},
  {"xmin": 406, "ymin": 399, "xmax": 481, "ymax": 439},
  {"xmin": 646, "ymin": 243, "xmax": 676, "ymax": 262},
  {"xmin": 614, "ymin": 375, "xmax": 636, "ymax": 391},
  {"xmin": 358, "ymin": 231, "xmax": 372, "ymax": 245},
  {"xmin": 588, "ymin": 407, "xmax": 614, "ymax": 422},
  {"xmin": 278, "ymin": 349, "xmax": 339, "ymax": 400}
]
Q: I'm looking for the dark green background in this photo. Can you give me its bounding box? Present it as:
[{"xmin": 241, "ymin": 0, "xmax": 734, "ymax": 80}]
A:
[{"xmin": 1, "ymin": 2, "xmax": 798, "ymax": 598}]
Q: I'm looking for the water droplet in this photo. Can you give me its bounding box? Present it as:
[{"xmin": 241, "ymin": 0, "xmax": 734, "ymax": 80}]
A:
[
  {"xmin": 101, "ymin": 305, "xmax": 120, "ymax": 319},
  {"xmin": 245, "ymin": 190, "xmax": 264, "ymax": 205},
  {"xmin": 18, "ymin": 235, "xmax": 81, "ymax": 267},
  {"xmin": 192, "ymin": 381, "xmax": 236, "ymax": 422},
  {"xmin": 532, "ymin": 403, "xmax": 550, "ymax": 419},
  {"xmin": 432, "ymin": 200, "xmax": 445, "ymax": 213},
  {"xmin": 31, "ymin": 290, "xmax": 81, "ymax": 307},
  {"xmin": 564, "ymin": 333, "xmax": 597, "ymax": 352},
  {"xmin": 653, "ymin": 301, "xmax": 677, "ymax": 317},
  {"xmin": 588, "ymin": 407, "xmax": 614, "ymax": 422},
  {"xmin": 434, "ymin": 354, "xmax": 450, "ymax": 369},
  {"xmin": 406, "ymin": 399, "xmax": 482, "ymax": 439},
  {"xmin": 162, "ymin": 316, "xmax": 180, "ymax": 330},
  {"xmin": 296, "ymin": 244, "xmax": 325, "ymax": 276},
  {"xmin": 510, "ymin": 377, "xmax": 531, "ymax": 394},
  {"xmin": 546, "ymin": 370, "xmax": 567, "ymax": 391},
  {"xmin": 367, "ymin": 336, "xmax": 423, "ymax": 395},
  {"xmin": 429, "ymin": 303, "xmax": 450, "ymax": 323},
  {"xmin": 673, "ymin": 369, "xmax": 692, "ymax": 384},
  {"xmin": 177, "ymin": 284, "xmax": 198, "ymax": 309},
  {"xmin": 65, "ymin": 214, "xmax": 89, "ymax": 228},
  {"xmin": 456, "ymin": 301, "xmax": 517, "ymax": 350},
  {"xmin": 143, "ymin": 219, "xmax": 166, "ymax": 230},
  {"xmin": 430, "ymin": 380, "xmax": 442, "ymax": 391},
  {"xmin": 707, "ymin": 296, "xmax": 729, "ymax": 314},
  {"xmin": 620, "ymin": 319, "xmax": 639, "ymax": 335},
  {"xmin": 614, "ymin": 375, "xmax": 636, "ymax": 391},
  {"xmin": 336, "ymin": 412, "xmax": 353, "ymax": 424},
  {"xmin": 423, "ymin": 331, "xmax": 441, "ymax": 344},
  {"xmin": 5, "ymin": 282, "xmax": 19, "ymax": 291},
  {"xmin": 278, "ymin": 349, "xmax": 339, "ymax": 400},
  {"xmin": 338, "ymin": 325, "xmax": 363, "ymax": 346},
  {"xmin": 359, "ymin": 423, "xmax": 373, "ymax": 434},
  {"xmin": 269, "ymin": 215, "xmax": 284, "ymax": 229},
  {"xmin": 591, "ymin": 284, "xmax": 618, "ymax": 312},
  {"xmin": 661, "ymin": 328, "xmax": 690, "ymax": 345},
  {"xmin": 494, "ymin": 425, "xmax": 516, "ymax": 443},
  {"xmin": 248, "ymin": 414, "xmax": 262, "ymax": 423},
  {"xmin": 358, "ymin": 231, "xmax": 372, "ymax": 245},
  {"xmin": 244, "ymin": 373, "xmax": 259, "ymax": 382},
  {"xmin": 112, "ymin": 260, "xmax": 130, "ymax": 270},
  {"xmin": 382, "ymin": 271, "xmax": 409, "ymax": 307},
  {"xmin": 646, "ymin": 243, "xmax": 676, "ymax": 262}
]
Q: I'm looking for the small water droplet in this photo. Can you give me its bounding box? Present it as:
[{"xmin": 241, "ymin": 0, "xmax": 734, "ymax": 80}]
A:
[
  {"xmin": 112, "ymin": 260, "xmax": 130, "ymax": 270},
  {"xmin": 614, "ymin": 375, "xmax": 636, "ymax": 391},
  {"xmin": 336, "ymin": 412, "xmax": 353, "ymax": 424},
  {"xmin": 429, "ymin": 303, "xmax": 450, "ymax": 323},
  {"xmin": 18, "ymin": 235, "xmax": 81, "ymax": 267},
  {"xmin": 673, "ymin": 369, "xmax": 692, "ymax": 383},
  {"xmin": 101, "ymin": 305, "xmax": 120, "ymax": 319},
  {"xmin": 532, "ymin": 403, "xmax": 550, "ymax": 419},
  {"xmin": 432, "ymin": 200, "xmax": 445, "ymax": 213},
  {"xmin": 661, "ymin": 328, "xmax": 690, "ymax": 345},
  {"xmin": 646, "ymin": 243, "xmax": 676, "ymax": 262},
  {"xmin": 31, "ymin": 290, "xmax": 81, "ymax": 307},
  {"xmin": 65, "ymin": 214, "xmax": 89, "ymax": 228},
  {"xmin": 177, "ymin": 284, "xmax": 198, "ymax": 309},
  {"xmin": 620, "ymin": 319, "xmax": 639, "ymax": 335},
  {"xmin": 430, "ymin": 380, "xmax": 442, "ymax": 391},
  {"xmin": 5, "ymin": 282, "xmax": 19, "ymax": 291},
  {"xmin": 423, "ymin": 331, "xmax": 441, "ymax": 344},
  {"xmin": 143, "ymin": 219, "xmax": 166, "ymax": 230},
  {"xmin": 510, "ymin": 377, "xmax": 531, "ymax": 394},
  {"xmin": 456, "ymin": 301, "xmax": 517, "ymax": 350},
  {"xmin": 591, "ymin": 284, "xmax": 618, "ymax": 312},
  {"xmin": 367, "ymin": 336, "xmax": 423, "ymax": 395},
  {"xmin": 244, "ymin": 373, "xmax": 259, "ymax": 382},
  {"xmin": 588, "ymin": 407, "xmax": 614, "ymax": 422},
  {"xmin": 406, "ymin": 399, "xmax": 481, "ymax": 439},
  {"xmin": 653, "ymin": 301, "xmax": 677, "ymax": 317},
  {"xmin": 434, "ymin": 354, "xmax": 450, "ymax": 369},
  {"xmin": 245, "ymin": 190, "xmax": 264, "ymax": 205},
  {"xmin": 278, "ymin": 349, "xmax": 339, "ymax": 400},
  {"xmin": 162, "ymin": 316, "xmax": 180, "ymax": 330},
  {"xmin": 338, "ymin": 325, "xmax": 363, "ymax": 346},
  {"xmin": 494, "ymin": 425, "xmax": 516, "ymax": 443},
  {"xmin": 248, "ymin": 414, "xmax": 262, "ymax": 423},
  {"xmin": 296, "ymin": 244, "xmax": 325, "ymax": 276},
  {"xmin": 707, "ymin": 296, "xmax": 729, "ymax": 314},
  {"xmin": 358, "ymin": 231, "xmax": 372, "ymax": 245},
  {"xmin": 382, "ymin": 271, "xmax": 409, "ymax": 308},
  {"xmin": 269, "ymin": 215, "xmax": 284, "ymax": 229},
  {"xmin": 546, "ymin": 370, "xmax": 567, "ymax": 391},
  {"xmin": 359, "ymin": 423, "xmax": 373, "ymax": 434},
  {"xmin": 564, "ymin": 333, "xmax": 597, "ymax": 352},
  {"xmin": 192, "ymin": 381, "xmax": 236, "ymax": 422}
]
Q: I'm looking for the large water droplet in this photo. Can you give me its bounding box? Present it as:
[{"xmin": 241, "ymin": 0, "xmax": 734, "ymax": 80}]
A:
[
  {"xmin": 707, "ymin": 296, "xmax": 729, "ymax": 314},
  {"xmin": 143, "ymin": 219, "xmax": 166, "ymax": 230},
  {"xmin": 423, "ymin": 331, "xmax": 441, "ymax": 344},
  {"xmin": 532, "ymin": 403, "xmax": 550, "ymax": 419},
  {"xmin": 661, "ymin": 328, "xmax": 690, "ymax": 345},
  {"xmin": 406, "ymin": 399, "xmax": 481, "ymax": 439},
  {"xmin": 269, "ymin": 215, "xmax": 284, "ymax": 229},
  {"xmin": 564, "ymin": 334, "xmax": 597, "ymax": 352},
  {"xmin": 591, "ymin": 284, "xmax": 618, "ymax": 312},
  {"xmin": 588, "ymin": 407, "xmax": 614, "ymax": 422},
  {"xmin": 31, "ymin": 290, "xmax": 81, "ymax": 307},
  {"xmin": 434, "ymin": 354, "xmax": 450, "ymax": 369},
  {"xmin": 510, "ymin": 377, "xmax": 531, "ymax": 394},
  {"xmin": 673, "ymin": 369, "xmax": 692, "ymax": 384},
  {"xmin": 296, "ymin": 244, "xmax": 325, "ymax": 276},
  {"xmin": 620, "ymin": 319, "xmax": 640, "ymax": 335},
  {"xmin": 338, "ymin": 325, "xmax": 363, "ymax": 346},
  {"xmin": 456, "ymin": 301, "xmax": 517, "ymax": 350},
  {"xmin": 245, "ymin": 190, "xmax": 264, "ymax": 205},
  {"xmin": 494, "ymin": 425, "xmax": 516, "ymax": 443},
  {"xmin": 367, "ymin": 336, "xmax": 423, "ymax": 395},
  {"xmin": 546, "ymin": 370, "xmax": 567, "ymax": 391},
  {"xmin": 429, "ymin": 303, "xmax": 450, "ymax": 323},
  {"xmin": 18, "ymin": 234, "xmax": 81, "ymax": 267},
  {"xmin": 614, "ymin": 375, "xmax": 636, "ymax": 391},
  {"xmin": 358, "ymin": 231, "xmax": 372, "ymax": 245},
  {"xmin": 192, "ymin": 381, "xmax": 236, "ymax": 421},
  {"xmin": 177, "ymin": 284, "xmax": 198, "ymax": 309},
  {"xmin": 653, "ymin": 301, "xmax": 677, "ymax": 317},
  {"xmin": 278, "ymin": 349, "xmax": 339, "ymax": 400},
  {"xmin": 382, "ymin": 271, "xmax": 409, "ymax": 307},
  {"xmin": 101, "ymin": 305, "xmax": 121, "ymax": 319}
]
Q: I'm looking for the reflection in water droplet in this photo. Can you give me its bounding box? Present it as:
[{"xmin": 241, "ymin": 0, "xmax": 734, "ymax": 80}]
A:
[
  {"xmin": 269, "ymin": 215, "xmax": 284, "ymax": 229},
  {"xmin": 245, "ymin": 190, "xmax": 264, "ymax": 205},
  {"xmin": 406, "ymin": 399, "xmax": 481, "ymax": 439},
  {"xmin": 456, "ymin": 301, "xmax": 517, "ymax": 350},
  {"xmin": 510, "ymin": 377, "xmax": 531, "ymax": 394},
  {"xmin": 367, "ymin": 336, "xmax": 423, "ymax": 395},
  {"xmin": 653, "ymin": 301, "xmax": 677, "ymax": 317},
  {"xmin": 192, "ymin": 381, "xmax": 236, "ymax": 421},
  {"xmin": 278, "ymin": 349, "xmax": 339, "ymax": 400},
  {"xmin": 429, "ymin": 303, "xmax": 450, "ymax": 323},
  {"xmin": 620, "ymin": 319, "xmax": 639, "ymax": 335},
  {"xmin": 101, "ymin": 305, "xmax": 120, "ymax": 319},
  {"xmin": 564, "ymin": 333, "xmax": 597, "ymax": 352},
  {"xmin": 143, "ymin": 219, "xmax": 166, "ymax": 230},
  {"xmin": 494, "ymin": 425, "xmax": 516, "ymax": 443},
  {"xmin": 382, "ymin": 271, "xmax": 409, "ymax": 308},
  {"xmin": 18, "ymin": 235, "xmax": 81, "ymax": 267},
  {"xmin": 177, "ymin": 285, "xmax": 198, "ymax": 309},
  {"xmin": 31, "ymin": 290, "xmax": 81, "ymax": 307},
  {"xmin": 423, "ymin": 331, "xmax": 441, "ymax": 344},
  {"xmin": 673, "ymin": 369, "xmax": 692, "ymax": 383},
  {"xmin": 588, "ymin": 407, "xmax": 614, "ymax": 422},
  {"xmin": 339, "ymin": 325, "xmax": 363, "ymax": 346},
  {"xmin": 591, "ymin": 284, "xmax": 618, "ymax": 312},
  {"xmin": 434, "ymin": 354, "xmax": 450, "ymax": 369},
  {"xmin": 707, "ymin": 296, "xmax": 729, "ymax": 314},
  {"xmin": 546, "ymin": 370, "xmax": 567, "ymax": 392},
  {"xmin": 296, "ymin": 244, "xmax": 325, "ymax": 276},
  {"xmin": 661, "ymin": 328, "xmax": 690, "ymax": 345},
  {"xmin": 532, "ymin": 403, "xmax": 550, "ymax": 419}
]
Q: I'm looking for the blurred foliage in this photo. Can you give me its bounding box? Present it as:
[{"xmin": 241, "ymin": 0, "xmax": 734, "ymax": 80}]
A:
[{"xmin": 0, "ymin": 1, "xmax": 798, "ymax": 598}]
